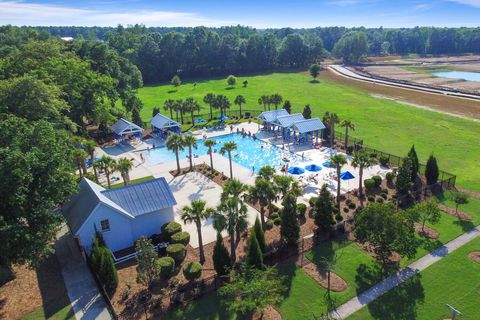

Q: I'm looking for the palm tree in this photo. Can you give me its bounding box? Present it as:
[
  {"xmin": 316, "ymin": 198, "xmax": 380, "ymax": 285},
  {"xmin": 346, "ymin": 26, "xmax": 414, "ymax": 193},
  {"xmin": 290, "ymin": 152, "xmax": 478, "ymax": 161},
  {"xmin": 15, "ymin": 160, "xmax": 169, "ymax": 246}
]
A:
[
  {"xmin": 175, "ymin": 99, "xmax": 184, "ymax": 124},
  {"xmin": 352, "ymin": 150, "xmax": 375, "ymax": 200},
  {"xmin": 204, "ymin": 139, "xmax": 217, "ymax": 171},
  {"xmin": 258, "ymin": 165, "xmax": 276, "ymax": 182},
  {"xmin": 163, "ymin": 99, "xmax": 176, "ymax": 120},
  {"xmin": 331, "ymin": 154, "xmax": 347, "ymax": 208},
  {"xmin": 83, "ymin": 139, "xmax": 97, "ymax": 178},
  {"xmin": 215, "ymin": 95, "xmax": 231, "ymax": 118},
  {"xmin": 220, "ymin": 141, "xmax": 237, "ymax": 179},
  {"xmin": 183, "ymin": 134, "xmax": 197, "ymax": 171},
  {"xmin": 181, "ymin": 200, "xmax": 214, "ymax": 264},
  {"xmin": 234, "ymin": 95, "xmax": 246, "ymax": 117},
  {"xmin": 270, "ymin": 93, "xmax": 283, "ymax": 110},
  {"xmin": 73, "ymin": 148, "xmax": 88, "ymax": 176},
  {"xmin": 183, "ymin": 97, "xmax": 201, "ymax": 124},
  {"xmin": 98, "ymin": 156, "xmax": 117, "ymax": 188},
  {"xmin": 203, "ymin": 93, "xmax": 216, "ymax": 120},
  {"xmin": 273, "ymin": 175, "xmax": 302, "ymax": 199},
  {"xmin": 340, "ymin": 120, "xmax": 355, "ymax": 150},
  {"xmin": 247, "ymin": 178, "xmax": 276, "ymax": 226},
  {"xmin": 324, "ymin": 112, "xmax": 340, "ymax": 147},
  {"xmin": 117, "ymin": 157, "xmax": 133, "ymax": 186},
  {"xmin": 166, "ymin": 134, "xmax": 185, "ymax": 174},
  {"xmin": 258, "ymin": 95, "xmax": 269, "ymax": 111}
]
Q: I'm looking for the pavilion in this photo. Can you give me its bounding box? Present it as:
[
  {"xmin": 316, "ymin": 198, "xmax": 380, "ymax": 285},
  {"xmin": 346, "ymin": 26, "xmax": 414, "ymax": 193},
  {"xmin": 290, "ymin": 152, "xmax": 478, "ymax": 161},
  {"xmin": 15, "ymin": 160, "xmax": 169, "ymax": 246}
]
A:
[
  {"xmin": 257, "ymin": 109, "xmax": 289, "ymax": 132},
  {"xmin": 111, "ymin": 118, "xmax": 144, "ymax": 141},
  {"xmin": 291, "ymin": 118, "xmax": 326, "ymax": 144},
  {"xmin": 151, "ymin": 113, "xmax": 181, "ymax": 138},
  {"xmin": 274, "ymin": 113, "xmax": 305, "ymax": 140}
]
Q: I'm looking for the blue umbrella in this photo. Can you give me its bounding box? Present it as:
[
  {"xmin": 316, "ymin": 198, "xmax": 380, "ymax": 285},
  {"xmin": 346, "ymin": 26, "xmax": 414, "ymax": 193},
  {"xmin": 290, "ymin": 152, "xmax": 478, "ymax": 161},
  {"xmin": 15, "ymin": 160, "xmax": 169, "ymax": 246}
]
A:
[
  {"xmin": 288, "ymin": 166, "xmax": 305, "ymax": 175},
  {"xmin": 340, "ymin": 171, "xmax": 355, "ymax": 180},
  {"xmin": 195, "ymin": 118, "xmax": 207, "ymax": 123},
  {"xmin": 323, "ymin": 161, "xmax": 334, "ymax": 168},
  {"xmin": 217, "ymin": 115, "xmax": 229, "ymax": 121},
  {"xmin": 305, "ymin": 164, "xmax": 322, "ymax": 172}
]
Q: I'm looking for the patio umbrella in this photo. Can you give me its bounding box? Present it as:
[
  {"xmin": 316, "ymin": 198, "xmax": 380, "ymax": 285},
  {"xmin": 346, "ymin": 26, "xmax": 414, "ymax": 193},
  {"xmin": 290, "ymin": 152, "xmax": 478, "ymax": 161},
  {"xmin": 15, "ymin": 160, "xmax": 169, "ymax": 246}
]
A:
[
  {"xmin": 288, "ymin": 166, "xmax": 305, "ymax": 175},
  {"xmin": 340, "ymin": 171, "xmax": 355, "ymax": 180},
  {"xmin": 194, "ymin": 118, "xmax": 207, "ymax": 123},
  {"xmin": 305, "ymin": 164, "xmax": 322, "ymax": 172},
  {"xmin": 323, "ymin": 161, "xmax": 334, "ymax": 168},
  {"xmin": 217, "ymin": 115, "xmax": 229, "ymax": 121}
]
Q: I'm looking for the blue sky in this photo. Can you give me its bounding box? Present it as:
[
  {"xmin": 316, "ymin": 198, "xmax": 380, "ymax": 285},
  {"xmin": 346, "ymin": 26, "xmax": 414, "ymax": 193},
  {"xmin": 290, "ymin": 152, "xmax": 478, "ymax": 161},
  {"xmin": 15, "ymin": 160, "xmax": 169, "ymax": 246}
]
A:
[{"xmin": 1, "ymin": 0, "xmax": 479, "ymax": 28}]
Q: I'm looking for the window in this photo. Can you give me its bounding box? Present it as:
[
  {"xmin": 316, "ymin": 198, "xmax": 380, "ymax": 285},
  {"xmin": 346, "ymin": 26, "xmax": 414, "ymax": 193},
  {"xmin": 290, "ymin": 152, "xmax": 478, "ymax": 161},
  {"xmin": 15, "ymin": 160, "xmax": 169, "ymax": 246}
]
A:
[{"xmin": 100, "ymin": 219, "xmax": 110, "ymax": 231}]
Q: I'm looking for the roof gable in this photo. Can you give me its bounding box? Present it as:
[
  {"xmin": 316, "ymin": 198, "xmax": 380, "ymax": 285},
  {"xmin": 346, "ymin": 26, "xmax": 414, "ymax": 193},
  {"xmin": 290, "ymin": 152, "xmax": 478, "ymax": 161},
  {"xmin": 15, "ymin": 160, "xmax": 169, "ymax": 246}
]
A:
[
  {"xmin": 111, "ymin": 118, "xmax": 144, "ymax": 136},
  {"xmin": 275, "ymin": 113, "xmax": 305, "ymax": 127},
  {"xmin": 258, "ymin": 109, "xmax": 289, "ymax": 123},
  {"xmin": 292, "ymin": 118, "xmax": 326, "ymax": 134},
  {"xmin": 151, "ymin": 113, "xmax": 180, "ymax": 129}
]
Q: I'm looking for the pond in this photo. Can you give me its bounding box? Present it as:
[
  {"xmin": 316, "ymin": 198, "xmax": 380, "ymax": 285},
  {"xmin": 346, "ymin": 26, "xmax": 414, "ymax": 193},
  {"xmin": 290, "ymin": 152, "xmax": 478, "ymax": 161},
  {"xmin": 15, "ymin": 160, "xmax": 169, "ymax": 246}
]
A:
[{"xmin": 433, "ymin": 71, "xmax": 480, "ymax": 82}]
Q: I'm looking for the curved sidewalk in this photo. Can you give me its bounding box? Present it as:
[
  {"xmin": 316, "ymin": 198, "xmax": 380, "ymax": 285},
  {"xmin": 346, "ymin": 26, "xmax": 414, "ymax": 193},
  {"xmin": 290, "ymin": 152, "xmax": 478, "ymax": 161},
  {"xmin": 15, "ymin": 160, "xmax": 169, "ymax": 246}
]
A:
[{"xmin": 331, "ymin": 225, "xmax": 480, "ymax": 319}]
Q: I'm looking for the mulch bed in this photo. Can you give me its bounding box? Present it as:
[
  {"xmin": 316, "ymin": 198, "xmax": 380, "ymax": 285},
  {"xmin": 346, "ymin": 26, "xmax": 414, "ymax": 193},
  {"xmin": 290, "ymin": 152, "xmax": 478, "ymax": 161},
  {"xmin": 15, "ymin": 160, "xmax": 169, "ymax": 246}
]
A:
[
  {"xmin": 359, "ymin": 242, "xmax": 401, "ymax": 265},
  {"xmin": 302, "ymin": 263, "xmax": 348, "ymax": 292},
  {"xmin": 252, "ymin": 305, "xmax": 282, "ymax": 320},
  {"xmin": 414, "ymin": 223, "xmax": 439, "ymax": 239},
  {"xmin": 468, "ymin": 252, "xmax": 480, "ymax": 264},
  {"xmin": 439, "ymin": 204, "xmax": 472, "ymax": 221}
]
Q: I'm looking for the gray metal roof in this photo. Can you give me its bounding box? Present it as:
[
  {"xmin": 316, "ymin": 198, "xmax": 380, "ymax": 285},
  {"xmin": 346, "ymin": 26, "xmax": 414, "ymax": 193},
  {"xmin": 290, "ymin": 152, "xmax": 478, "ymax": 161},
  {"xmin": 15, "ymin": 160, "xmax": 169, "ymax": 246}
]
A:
[
  {"xmin": 291, "ymin": 118, "xmax": 326, "ymax": 134},
  {"xmin": 111, "ymin": 118, "xmax": 144, "ymax": 136},
  {"xmin": 275, "ymin": 113, "xmax": 305, "ymax": 128},
  {"xmin": 258, "ymin": 109, "xmax": 289, "ymax": 123},
  {"xmin": 151, "ymin": 113, "xmax": 180, "ymax": 129},
  {"xmin": 101, "ymin": 177, "xmax": 177, "ymax": 217}
]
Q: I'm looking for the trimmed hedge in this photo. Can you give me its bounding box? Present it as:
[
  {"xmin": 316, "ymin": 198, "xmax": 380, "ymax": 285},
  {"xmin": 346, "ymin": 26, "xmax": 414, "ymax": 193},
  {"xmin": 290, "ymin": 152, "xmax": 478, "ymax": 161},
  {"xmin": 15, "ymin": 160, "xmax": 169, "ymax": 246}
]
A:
[
  {"xmin": 367, "ymin": 195, "xmax": 375, "ymax": 202},
  {"xmin": 364, "ymin": 178, "xmax": 375, "ymax": 190},
  {"xmin": 166, "ymin": 243, "xmax": 186, "ymax": 262},
  {"xmin": 157, "ymin": 256, "xmax": 175, "ymax": 279},
  {"xmin": 161, "ymin": 221, "xmax": 182, "ymax": 240},
  {"xmin": 379, "ymin": 155, "xmax": 389, "ymax": 166},
  {"xmin": 309, "ymin": 197, "xmax": 318, "ymax": 207},
  {"xmin": 343, "ymin": 207, "xmax": 349, "ymax": 213},
  {"xmin": 348, "ymin": 202, "xmax": 356, "ymax": 209},
  {"xmin": 171, "ymin": 231, "xmax": 190, "ymax": 246},
  {"xmin": 270, "ymin": 212, "xmax": 279, "ymax": 220},
  {"xmin": 386, "ymin": 172, "xmax": 395, "ymax": 184},
  {"xmin": 273, "ymin": 216, "xmax": 282, "ymax": 225},
  {"xmin": 183, "ymin": 261, "xmax": 202, "ymax": 282},
  {"xmin": 372, "ymin": 175, "xmax": 382, "ymax": 187},
  {"xmin": 266, "ymin": 220, "xmax": 274, "ymax": 230}
]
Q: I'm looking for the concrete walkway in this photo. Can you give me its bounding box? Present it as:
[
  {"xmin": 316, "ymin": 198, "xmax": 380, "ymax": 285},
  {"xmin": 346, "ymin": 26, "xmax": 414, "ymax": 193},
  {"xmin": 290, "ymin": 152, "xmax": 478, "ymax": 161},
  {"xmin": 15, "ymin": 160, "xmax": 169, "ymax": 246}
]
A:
[
  {"xmin": 55, "ymin": 226, "xmax": 112, "ymax": 320},
  {"xmin": 331, "ymin": 225, "xmax": 480, "ymax": 319}
]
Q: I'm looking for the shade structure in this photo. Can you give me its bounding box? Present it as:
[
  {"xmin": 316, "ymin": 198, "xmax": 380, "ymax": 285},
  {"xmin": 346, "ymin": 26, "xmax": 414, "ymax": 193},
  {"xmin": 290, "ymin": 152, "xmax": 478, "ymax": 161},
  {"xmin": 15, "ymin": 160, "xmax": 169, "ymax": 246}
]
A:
[
  {"xmin": 340, "ymin": 171, "xmax": 355, "ymax": 180},
  {"xmin": 194, "ymin": 118, "xmax": 207, "ymax": 123},
  {"xmin": 288, "ymin": 167, "xmax": 305, "ymax": 175},
  {"xmin": 323, "ymin": 161, "xmax": 334, "ymax": 168},
  {"xmin": 305, "ymin": 164, "xmax": 322, "ymax": 172},
  {"xmin": 218, "ymin": 115, "xmax": 229, "ymax": 121}
]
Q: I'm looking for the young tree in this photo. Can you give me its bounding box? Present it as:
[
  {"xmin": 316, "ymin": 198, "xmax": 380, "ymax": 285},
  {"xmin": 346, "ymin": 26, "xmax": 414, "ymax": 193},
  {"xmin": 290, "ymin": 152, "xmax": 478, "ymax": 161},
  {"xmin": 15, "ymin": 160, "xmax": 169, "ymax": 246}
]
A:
[
  {"xmin": 253, "ymin": 216, "xmax": 266, "ymax": 253},
  {"xmin": 131, "ymin": 107, "xmax": 143, "ymax": 127},
  {"xmin": 396, "ymin": 157, "xmax": 413, "ymax": 195},
  {"xmin": 234, "ymin": 95, "xmax": 246, "ymax": 117},
  {"xmin": 152, "ymin": 106, "xmax": 161, "ymax": 118},
  {"xmin": 323, "ymin": 112, "xmax": 340, "ymax": 147},
  {"xmin": 302, "ymin": 104, "xmax": 312, "ymax": 119},
  {"xmin": 135, "ymin": 237, "xmax": 160, "ymax": 288},
  {"xmin": 354, "ymin": 203, "xmax": 418, "ymax": 265},
  {"xmin": 425, "ymin": 154, "xmax": 439, "ymax": 185},
  {"xmin": 452, "ymin": 192, "xmax": 469, "ymax": 216},
  {"xmin": 274, "ymin": 175, "xmax": 302, "ymax": 199},
  {"xmin": 408, "ymin": 145, "xmax": 419, "ymax": 183},
  {"xmin": 117, "ymin": 157, "xmax": 133, "ymax": 185},
  {"xmin": 283, "ymin": 100, "xmax": 292, "ymax": 114},
  {"xmin": 171, "ymin": 74, "xmax": 181, "ymax": 87},
  {"xmin": 219, "ymin": 266, "xmax": 286, "ymax": 318},
  {"xmin": 203, "ymin": 139, "xmax": 217, "ymax": 171},
  {"xmin": 258, "ymin": 165, "xmax": 276, "ymax": 182},
  {"xmin": 227, "ymin": 75, "xmax": 237, "ymax": 87},
  {"xmin": 213, "ymin": 232, "xmax": 231, "ymax": 277},
  {"xmin": 246, "ymin": 229, "xmax": 264, "ymax": 269},
  {"xmin": 248, "ymin": 178, "xmax": 276, "ymax": 227},
  {"xmin": 270, "ymin": 93, "xmax": 283, "ymax": 110},
  {"xmin": 331, "ymin": 154, "xmax": 347, "ymax": 208},
  {"xmin": 181, "ymin": 199, "xmax": 214, "ymax": 264},
  {"xmin": 280, "ymin": 193, "xmax": 300, "ymax": 246},
  {"xmin": 352, "ymin": 150, "xmax": 376, "ymax": 199},
  {"xmin": 203, "ymin": 93, "xmax": 216, "ymax": 120},
  {"xmin": 413, "ymin": 200, "xmax": 441, "ymax": 233},
  {"xmin": 220, "ymin": 141, "xmax": 237, "ymax": 179},
  {"xmin": 243, "ymin": 80, "xmax": 248, "ymax": 87},
  {"xmin": 314, "ymin": 184, "xmax": 336, "ymax": 234},
  {"xmin": 183, "ymin": 261, "xmax": 203, "ymax": 282},
  {"xmin": 309, "ymin": 63, "xmax": 321, "ymax": 79},
  {"xmin": 183, "ymin": 133, "xmax": 198, "ymax": 171},
  {"xmin": 340, "ymin": 119, "xmax": 355, "ymax": 149},
  {"xmin": 166, "ymin": 134, "xmax": 185, "ymax": 174}
]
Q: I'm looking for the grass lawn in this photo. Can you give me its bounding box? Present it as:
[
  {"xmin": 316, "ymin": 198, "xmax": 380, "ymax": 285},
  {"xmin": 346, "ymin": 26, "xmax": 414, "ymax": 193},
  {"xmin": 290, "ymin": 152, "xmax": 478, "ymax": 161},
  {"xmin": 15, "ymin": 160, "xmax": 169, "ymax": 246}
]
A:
[
  {"xmin": 110, "ymin": 175, "xmax": 155, "ymax": 188},
  {"xmin": 22, "ymin": 296, "xmax": 74, "ymax": 320},
  {"xmin": 137, "ymin": 71, "xmax": 480, "ymax": 193},
  {"xmin": 348, "ymin": 236, "xmax": 480, "ymax": 320}
]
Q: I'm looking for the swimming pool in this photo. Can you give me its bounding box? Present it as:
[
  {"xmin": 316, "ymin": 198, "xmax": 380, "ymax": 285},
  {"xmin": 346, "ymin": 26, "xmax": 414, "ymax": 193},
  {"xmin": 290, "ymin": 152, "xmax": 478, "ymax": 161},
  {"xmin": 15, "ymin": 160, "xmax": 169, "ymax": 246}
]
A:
[{"xmin": 139, "ymin": 133, "xmax": 306, "ymax": 173}]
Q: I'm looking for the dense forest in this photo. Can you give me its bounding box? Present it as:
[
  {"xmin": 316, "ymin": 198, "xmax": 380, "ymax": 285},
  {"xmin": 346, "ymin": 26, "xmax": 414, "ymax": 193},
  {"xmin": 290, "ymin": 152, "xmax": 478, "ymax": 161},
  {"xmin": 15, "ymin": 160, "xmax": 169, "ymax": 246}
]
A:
[{"xmin": 27, "ymin": 25, "xmax": 480, "ymax": 83}]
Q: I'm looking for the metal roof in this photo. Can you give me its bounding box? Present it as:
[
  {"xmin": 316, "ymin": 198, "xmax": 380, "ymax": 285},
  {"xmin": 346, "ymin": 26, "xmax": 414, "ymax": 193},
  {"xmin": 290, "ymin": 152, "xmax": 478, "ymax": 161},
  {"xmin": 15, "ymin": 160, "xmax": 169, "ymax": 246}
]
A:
[
  {"xmin": 258, "ymin": 109, "xmax": 289, "ymax": 123},
  {"xmin": 111, "ymin": 118, "xmax": 144, "ymax": 136},
  {"xmin": 275, "ymin": 113, "xmax": 305, "ymax": 128},
  {"xmin": 151, "ymin": 113, "xmax": 180, "ymax": 129},
  {"xmin": 291, "ymin": 118, "xmax": 326, "ymax": 134},
  {"xmin": 101, "ymin": 177, "xmax": 177, "ymax": 217}
]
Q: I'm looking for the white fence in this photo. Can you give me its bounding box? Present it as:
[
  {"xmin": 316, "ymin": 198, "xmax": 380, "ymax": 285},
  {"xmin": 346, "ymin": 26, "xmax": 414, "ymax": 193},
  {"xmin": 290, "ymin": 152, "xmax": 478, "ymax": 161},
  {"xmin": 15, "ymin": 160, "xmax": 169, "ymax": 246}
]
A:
[{"xmin": 112, "ymin": 242, "xmax": 169, "ymax": 265}]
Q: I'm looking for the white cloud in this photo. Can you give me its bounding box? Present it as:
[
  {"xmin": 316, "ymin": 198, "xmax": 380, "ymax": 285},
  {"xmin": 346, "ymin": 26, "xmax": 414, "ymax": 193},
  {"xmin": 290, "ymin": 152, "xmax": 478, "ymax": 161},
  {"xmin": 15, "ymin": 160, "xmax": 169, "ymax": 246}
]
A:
[
  {"xmin": 447, "ymin": 0, "xmax": 480, "ymax": 8},
  {"xmin": 0, "ymin": 0, "xmax": 236, "ymax": 26}
]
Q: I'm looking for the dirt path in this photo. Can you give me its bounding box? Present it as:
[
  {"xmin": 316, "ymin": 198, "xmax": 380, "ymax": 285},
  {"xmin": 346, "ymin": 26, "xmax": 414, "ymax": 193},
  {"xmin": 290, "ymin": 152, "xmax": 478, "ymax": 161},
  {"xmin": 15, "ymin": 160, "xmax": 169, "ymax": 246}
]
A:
[{"xmin": 322, "ymin": 68, "xmax": 480, "ymax": 121}]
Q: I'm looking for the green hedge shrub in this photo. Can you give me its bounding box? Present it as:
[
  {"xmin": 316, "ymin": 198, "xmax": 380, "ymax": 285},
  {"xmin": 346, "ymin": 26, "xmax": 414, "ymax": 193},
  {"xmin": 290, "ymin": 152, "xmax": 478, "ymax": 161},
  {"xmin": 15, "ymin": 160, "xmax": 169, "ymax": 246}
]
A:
[
  {"xmin": 183, "ymin": 261, "xmax": 202, "ymax": 282},
  {"xmin": 367, "ymin": 195, "xmax": 375, "ymax": 202},
  {"xmin": 364, "ymin": 179, "xmax": 375, "ymax": 190},
  {"xmin": 380, "ymin": 192, "xmax": 388, "ymax": 199},
  {"xmin": 157, "ymin": 256, "xmax": 175, "ymax": 279},
  {"xmin": 171, "ymin": 231, "xmax": 190, "ymax": 246},
  {"xmin": 161, "ymin": 221, "xmax": 182, "ymax": 240},
  {"xmin": 271, "ymin": 204, "xmax": 280, "ymax": 212},
  {"xmin": 166, "ymin": 243, "xmax": 186, "ymax": 262},
  {"xmin": 335, "ymin": 213, "xmax": 344, "ymax": 222},
  {"xmin": 309, "ymin": 197, "xmax": 318, "ymax": 207},
  {"xmin": 296, "ymin": 203, "xmax": 307, "ymax": 218},
  {"xmin": 274, "ymin": 217, "xmax": 282, "ymax": 225},
  {"xmin": 379, "ymin": 155, "xmax": 389, "ymax": 166},
  {"xmin": 376, "ymin": 197, "xmax": 384, "ymax": 203},
  {"xmin": 270, "ymin": 212, "xmax": 279, "ymax": 220},
  {"xmin": 343, "ymin": 207, "xmax": 349, "ymax": 213},
  {"xmin": 372, "ymin": 175, "xmax": 382, "ymax": 187},
  {"xmin": 266, "ymin": 220, "xmax": 274, "ymax": 230},
  {"xmin": 348, "ymin": 202, "xmax": 356, "ymax": 209},
  {"xmin": 386, "ymin": 172, "xmax": 395, "ymax": 184}
]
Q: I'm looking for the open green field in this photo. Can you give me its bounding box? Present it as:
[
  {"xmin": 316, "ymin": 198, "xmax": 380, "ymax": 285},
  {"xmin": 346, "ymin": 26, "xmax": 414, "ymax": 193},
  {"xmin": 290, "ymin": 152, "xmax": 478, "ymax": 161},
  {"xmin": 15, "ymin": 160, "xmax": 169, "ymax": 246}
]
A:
[
  {"xmin": 137, "ymin": 72, "xmax": 480, "ymax": 192},
  {"xmin": 349, "ymin": 236, "xmax": 480, "ymax": 320}
]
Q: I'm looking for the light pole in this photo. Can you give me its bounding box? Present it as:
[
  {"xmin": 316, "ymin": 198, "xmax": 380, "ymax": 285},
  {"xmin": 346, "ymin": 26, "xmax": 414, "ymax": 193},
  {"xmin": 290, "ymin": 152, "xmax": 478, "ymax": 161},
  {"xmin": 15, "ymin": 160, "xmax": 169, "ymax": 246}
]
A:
[{"xmin": 301, "ymin": 233, "xmax": 314, "ymax": 266}]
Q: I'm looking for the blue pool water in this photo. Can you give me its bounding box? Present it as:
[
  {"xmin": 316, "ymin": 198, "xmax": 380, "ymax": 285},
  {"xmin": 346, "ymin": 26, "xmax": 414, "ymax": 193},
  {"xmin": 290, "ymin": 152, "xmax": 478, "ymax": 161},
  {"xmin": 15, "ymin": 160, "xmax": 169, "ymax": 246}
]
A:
[
  {"xmin": 433, "ymin": 71, "xmax": 480, "ymax": 82},
  {"xmin": 139, "ymin": 133, "xmax": 306, "ymax": 172}
]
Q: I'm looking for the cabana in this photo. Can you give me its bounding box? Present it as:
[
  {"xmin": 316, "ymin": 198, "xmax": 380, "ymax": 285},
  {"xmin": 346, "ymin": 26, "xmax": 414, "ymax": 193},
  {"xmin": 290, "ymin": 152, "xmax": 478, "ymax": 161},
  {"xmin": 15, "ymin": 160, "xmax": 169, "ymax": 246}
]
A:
[
  {"xmin": 151, "ymin": 113, "xmax": 181, "ymax": 138},
  {"xmin": 111, "ymin": 118, "xmax": 144, "ymax": 142},
  {"xmin": 291, "ymin": 118, "xmax": 326, "ymax": 144},
  {"xmin": 274, "ymin": 113, "xmax": 305, "ymax": 140},
  {"xmin": 257, "ymin": 109, "xmax": 289, "ymax": 132}
]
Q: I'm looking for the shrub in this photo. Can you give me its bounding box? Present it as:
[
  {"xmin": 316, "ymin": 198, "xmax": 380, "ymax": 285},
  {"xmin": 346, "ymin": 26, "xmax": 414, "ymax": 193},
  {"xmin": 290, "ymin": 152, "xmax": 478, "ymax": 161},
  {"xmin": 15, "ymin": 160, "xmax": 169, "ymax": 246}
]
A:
[
  {"xmin": 335, "ymin": 213, "xmax": 344, "ymax": 222},
  {"xmin": 343, "ymin": 207, "xmax": 349, "ymax": 213},
  {"xmin": 274, "ymin": 217, "xmax": 282, "ymax": 225},
  {"xmin": 368, "ymin": 195, "xmax": 375, "ymax": 202},
  {"xmin": 364, "ymin": 179, "xmax": 375, "ymax": 190},
  {"xmin": 171, "ymin": 232, "xmax": 190, "ymax": 246},
  {"xmin": 309, "ymin": 197, "xmax": 318, "ymax": 207},
  {"xmin": 213, "ymin": 232, "xmax": 230, "ymax": 277},
  {"xmin": 379, "ymin": 155, "xmax": 389, "ymax": 166},
  {"xmin": 296, "ymin": 203, "xmax": 307, "ymax": 218},
  {"xmin": 348, "ymin": 202, "xmax": 356, "ymax": 209},
  {"xmin": 161, "ymin": 221, "xmax": 182, "ymax": 240},
  {"xmin": 370, "ymin": 152, "xmax": 378, "ymax": 159},
  {"xmin": 270, "ymin": 212, "xmax": 279, "ymax": 220},
  {"xmin": 271, "ymin": 204, "xmax": 280, "ymax": 212},
  {"xmin": 382, "ymin": 188, "xmax": 389, "ymax": 194},
  {"xmin": 266, "ymin": 220, "xmax": 274, "ymax": 229},
  {"xmin": 381, "ymin": 192, "xmax": 388, "ymax": 199},
  {"xmin": 346, "ymin": 146, "xmax": 354, "ymax": 154},
  {"xmin": 183, "ymin": 262, "xmax": 202, "ymax": 282},
  {"xmin": 345, "ymin": 199, "xmax": 352, "ymax": 205},
  {"xmin": 386, "ymin": 172, "xmax": 395, "ymax": 184},
  {"xmin": 166, "ymin": 243, "xmax": 186, "ymax": 262},
  {"xmin": 372, "ymin": 175, "xmax": 382, "ymax": 187},
  {"xmin": 157, "ymin": 257, "xmax": 175, "ymax": 279},
  {"xmin": 333, "ymin": 207, "xmax": 339, "ymax": 214},
  {"xmin": 376, "ymin": 197, "xmax": 384, "ymax": 203}
]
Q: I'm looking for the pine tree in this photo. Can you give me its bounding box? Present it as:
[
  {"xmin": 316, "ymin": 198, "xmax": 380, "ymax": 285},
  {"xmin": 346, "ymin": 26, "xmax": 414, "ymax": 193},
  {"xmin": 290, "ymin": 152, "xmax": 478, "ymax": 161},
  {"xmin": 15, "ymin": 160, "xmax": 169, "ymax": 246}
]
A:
[
  {"xmin": 253, "ymin": 216, "xmax": 266, "ymax": 253},
  {"xmin": 302, "ymin": 105, "xmax": 312, "ymax": 119},
  {"xmin": 425, "ymin": 154, "xmax": 439, "ymax": 185},
  {"xmin": 280, "ymin": 193, "xmax": 300, "ymax": 246},
  {"xmin": 213, "ymin": 232, "xmax": 231, "ymax": 277},
  {"xmin": 314, "ymin": 184, "xmax": 335, "ymax": 232},
  {"xmin": 396, "ymin": 157, "xmax": 413, "ymax": 195},
  {"xmin": 132, "ymin": 107, "xmax": 143, "ymax": 127},
  {"xmin": 246, "ymin": 229, "xmax": 264, "ymax": 269},
  {"xmin": 283, "ymin": 100, "xmax": 292, "ymax": 114},
  {"xmin": 408, "ymin": 145, "xmax": 419, "ymax": 183},
  {"xmin": 135, "ymin": 237, "xmax": 160, "ymax": 288},
  {"xmin": 98, "ymin": 246, "xmax": 118, "ymax": 295}
]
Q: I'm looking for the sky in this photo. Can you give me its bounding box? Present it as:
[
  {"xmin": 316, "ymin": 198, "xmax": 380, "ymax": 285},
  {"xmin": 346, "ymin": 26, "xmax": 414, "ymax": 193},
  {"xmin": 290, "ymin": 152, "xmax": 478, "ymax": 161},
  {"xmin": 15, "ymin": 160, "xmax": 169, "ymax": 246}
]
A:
[{"xmin": 0, "ymin": 0, "xmax": 479, "ymax": 28}]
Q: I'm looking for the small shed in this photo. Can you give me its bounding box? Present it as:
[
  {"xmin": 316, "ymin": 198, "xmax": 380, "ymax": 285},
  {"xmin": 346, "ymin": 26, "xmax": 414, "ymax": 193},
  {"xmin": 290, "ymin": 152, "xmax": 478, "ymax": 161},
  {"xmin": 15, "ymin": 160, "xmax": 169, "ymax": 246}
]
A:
[
  {"xmin": 151, "ymin": 113, "xmax": 181, "ymax": 138},
  {"xmin": 291, "ymin": 118, "xmax": 326, "ymax": 144},
  {"xmin": 111, "ymin": 118, "xmax": 144, "ymax": 141}
]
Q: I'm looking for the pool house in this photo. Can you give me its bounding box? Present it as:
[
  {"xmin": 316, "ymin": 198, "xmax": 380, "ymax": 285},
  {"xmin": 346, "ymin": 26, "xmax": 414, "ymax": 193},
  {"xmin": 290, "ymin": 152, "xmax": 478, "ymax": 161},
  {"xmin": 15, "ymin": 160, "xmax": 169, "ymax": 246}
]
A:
[
  {"xmin": 274, "ymin": 113, "xmax": 305, "ymax": 140},
  {"xmin": 257, "ymin": 109, "xmax": 289, "ymax": 132},
  {"xmin": 111, "ymin": 118, "xmax": 144, "ymax": 141},
  {"xmin": 151, "ymin": 113, "xmax": 181, "ymax": 138},
  {"xmin": 291, "ymin": 118, "xmax": 326, "ymax": 144}
]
